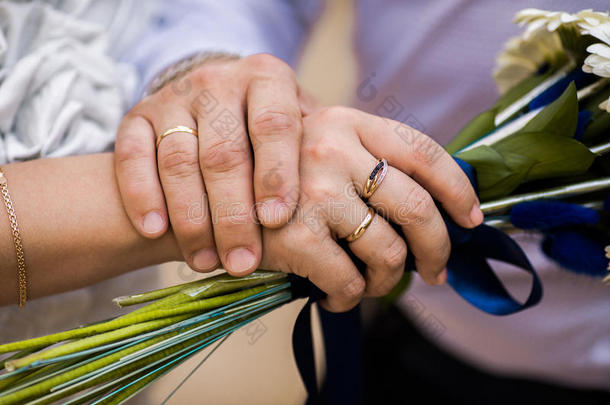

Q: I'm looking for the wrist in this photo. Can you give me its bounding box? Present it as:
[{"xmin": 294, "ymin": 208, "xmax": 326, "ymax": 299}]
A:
[{"xmin": 146, "ymin": 51, "xmax": 240, "ymax": 95}]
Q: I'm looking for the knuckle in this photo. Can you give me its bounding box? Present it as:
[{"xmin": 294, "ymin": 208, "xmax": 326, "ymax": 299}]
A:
[
  {"xmin": 155, "ymin": 83, "xmax": 182, "ymax": 103},
  {"xmin": 341, "ymin": 275, "xmax": 365, "ymax": 301},
  {"xmin": 245, "ymin": 53, "xmax": 291, "ymax": 74},
  {"xmin": 159, "ymin": 142, "xmax": 199, "ymax": 180},
  {"xmin": 410, "ymin": 135, "xmax": 444, "ymax": 166},
  {"xmin": 200, "ymin": 138, "xmax": 249, "ymax": 174},
  {"xmin": 374, "ymin": 272, "xmax": 402, "ymax": 296},
  {"xmin": 284, "ymin": 224, "xmax": 319, "ymax": 251},
  {"xmin": 402, "ymin": 188, "xmax": 434, "ymax": 226},
  {"xmin": 120, "ymin": 181, "xmax": 148, "ymax": 205},
  {"xmin": 302, "ymin": 135, "xmax": 343, "ymax": 164},
  {"xmin": 436, "ymin": 232, "xmax": 452, "ymax": 265},
  {"xmin": 313, "ymin": 106, "xmax": 354, "ymax": 126},
  {"xmin": 115, "ymin": 137, "xmax": 149, "ymax": 169},
  {"xmin": 175, "ymin": 220, "xmax": 209, "ymax": 246},
  {"xmin": 368, "ymin": 271, "xmax": 400, "ymax": 297},
  {"xmin": 115, "ymin": 119, "xmax": 151, "ymax": 167},
  {"xmin": 301, "ymin": 178, "xmax": 339, "ymax": 206},
  {"xmin": 251, "ymin": 108, "xmax": 301, "ymax": 139},
  {"xmin": 189, "ymin": 65, "xmax": 222, "ymax": 87},
  {"xmin": 449, "ymin": 174, "xmax": 475, "ymax": 205},
  {"xmin": 212, "ymin": 202, "xmax": 253, "ymax": 230},
  {"xmin": 383, "ymin": 236, "xmax": 407, "ymax": 270}
]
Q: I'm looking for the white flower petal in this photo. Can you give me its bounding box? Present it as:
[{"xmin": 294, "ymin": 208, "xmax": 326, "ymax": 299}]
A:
[
  {"xmin": 580, "ymin": 22, "xmax": 610, "ymax": 44},
  {"xmin": 586, "ymin": 43, "xmax": 610, "ymax": 58}
]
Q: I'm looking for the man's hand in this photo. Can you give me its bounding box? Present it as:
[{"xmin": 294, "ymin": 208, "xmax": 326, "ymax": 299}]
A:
[{"xmin": 115, "ymin": 54, "xmax": 303, "ymax": 275}]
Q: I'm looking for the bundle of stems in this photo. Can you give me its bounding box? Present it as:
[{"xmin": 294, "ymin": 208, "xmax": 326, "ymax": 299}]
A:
[{"xmin": 0, "ymin": 270, "xmax": 291, "ymax": 405}]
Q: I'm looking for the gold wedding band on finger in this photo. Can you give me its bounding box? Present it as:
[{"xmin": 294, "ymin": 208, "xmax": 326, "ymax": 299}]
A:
[
  {"xmin": 362, "ymin": 158, "xmax": 388, "ymax": 199},
  {"xmin": 156, "ymin": 125, "xmax": 198, "ymax": 148},
  {"xmin": 345, "ymin": 207, "xmax": 375, "ymax": 242}
]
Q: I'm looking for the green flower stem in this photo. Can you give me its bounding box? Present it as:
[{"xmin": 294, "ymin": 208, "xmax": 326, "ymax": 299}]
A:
[
  {"xmin": 4, "ymin": 356, "xmax": 85, "ymax": 393},
  {"xmin": 480, "ymin": 177, "xmax": 610, "ymax": 215},
  {"xmin": 126, "ymin": 270, "xmax": 287, "ymax": 316},
  {"xmin": 494, "ymin": 62, "xmax": 574, "ymax": 126},
  {"xmin": 1, "ymin": 348, "xmax": 39, "ymax": 368},
  {"xmin": 96, "ymin": 366, "xmax": 165, "ymax": 405},
  {"xmin": 6, "ymin": 315, "xmax": 190, "ymax": 371},
  {"xmin": 61, "ymin": 379, "xmax": 128, "ymax": 405},
  {"xmin": 114, "ymin": 282, "xmax": 281, "ymax": 332},
  {"xmin": 112, "ymin": 279, "xmax": 209, "ymax": 307},
  {"xmin": 4, "ymin": 314, "xmax": 252, "ymax": 405},
  {"xmin": 589, "ymin": 140, "xmax": 610, "ymax": 155},
  {"xmin": 0, "ymin": 372, "xmax": 30, "ymax": 392},
  {"xmin": 0, "ymin": 282, "xmax": 279, "ymax": 356},
  {"xmin": 0, "ymin": 333, "xmax": 173, "ymax": 405}
]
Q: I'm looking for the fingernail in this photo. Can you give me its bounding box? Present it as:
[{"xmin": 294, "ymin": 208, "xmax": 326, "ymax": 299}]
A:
[
  {"xmin": 436, "ymin": 269, "xmax": 448, "ymax": 285},
  {"xmin": 142, "ymin": 211, "xmax": 165, "ymax": 234},
  {"xmin": 470, "ymin": 204, "xmax": 484, "ymax": 226},
  {"xmin": 192, "ymin": 249, "xmax": 219, "ymax": 271},
  {"xmin": 258, "ymin": 198, "xmax": 291, "ymax": 226},
  {"xmin": 226, "ymin": 247, "xmax": 257, "ymax": 274}
]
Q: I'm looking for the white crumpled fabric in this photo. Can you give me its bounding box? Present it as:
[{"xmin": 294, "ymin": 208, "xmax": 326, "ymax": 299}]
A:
[
  {"xmin": 0, "ymin": 0, "xmax": 162, "ymax": 357},
  {"xmin": 0, "ymin": 0, "xmax": 141, "ymax": 164}
]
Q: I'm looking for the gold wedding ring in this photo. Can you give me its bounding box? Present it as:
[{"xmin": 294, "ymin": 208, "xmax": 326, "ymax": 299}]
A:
[
  {"xmin": 363, "ymin": 158, "xmax": 388, "ymax": 199},
  {"xmin": 156, "ymin": 126, "xmax": 198, "ymax": 148},
  {"xmin": 345, "ymin": 207, "xmax": 375, "ymax": 242}
]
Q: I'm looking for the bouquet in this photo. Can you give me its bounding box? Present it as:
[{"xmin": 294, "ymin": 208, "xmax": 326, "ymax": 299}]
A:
[
  {"xmin": 454, "ymin": 8, "xmax": 610, "ymax": 279},
  {"xmin": 2, "ymin": 8, "xmax": 610, "ymax": 404}
]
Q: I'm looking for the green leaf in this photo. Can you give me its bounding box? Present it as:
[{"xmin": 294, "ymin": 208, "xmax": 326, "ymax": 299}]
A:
[
  {"xmin": 520, "ymin": 81, "xmax": 578, "ymax": 137},
  {"xmin": 455, "ymin": 145, "xmax": 534, "ymax": 200},
  {"xmin": 494, "ymin": 131, "xmax": 596, "ymax": 182},
  {"xmin": 582, "ymin": 112, "xmax": 610, "ymax": 143},
  {"xmin": 580, "ymin": 83, "xmax": 610, "ymax": 143},
  {"xmin": 445, "ymin": 108, "xmax": 497, "ymax": 154}
]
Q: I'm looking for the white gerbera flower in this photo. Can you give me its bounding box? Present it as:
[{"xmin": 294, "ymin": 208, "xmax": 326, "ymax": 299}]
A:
[
  {"xmin": 583, "ymin": 42, "xmax": 610, "ymax": 111},
  {"xmin": 493, "ymin": 29, "xmax": 565, "ymax": 94},
  {"xmin": 514, "ymin": 8, "xmax": 579, "ymax": 38},
  {"xmin": 578, "ymin": 15, "xmax": 610, "ymax": 112},
  {"xmin": 511, "ymin": 8, "xmax": 610, "ymax": 112}
]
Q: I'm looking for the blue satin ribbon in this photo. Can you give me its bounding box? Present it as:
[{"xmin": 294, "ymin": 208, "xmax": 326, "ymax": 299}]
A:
[
  {"xmin": 289, "ymin": 157, "xmax": 543, "ymax": 404},
  {"xmin": 529, "ymin": 69, "xmax": 596, "ymax": 111}
]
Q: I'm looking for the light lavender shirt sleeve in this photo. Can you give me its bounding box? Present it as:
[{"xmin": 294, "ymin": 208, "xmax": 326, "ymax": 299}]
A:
[{"xmin": 125, "ymin": 0, "xmax": 323, "ymax": 93}]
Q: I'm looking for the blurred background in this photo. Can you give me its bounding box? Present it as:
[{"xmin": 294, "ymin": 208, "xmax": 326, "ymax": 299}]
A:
[{"xmin": 142, "ymin": 1, "xmax": 356, "ymax": 403}]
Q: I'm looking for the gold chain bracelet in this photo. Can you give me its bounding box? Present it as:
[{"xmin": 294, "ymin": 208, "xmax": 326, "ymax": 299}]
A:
[{"xmin": 0, "ymin": 168, "xmax": 27, "ymax": 306}]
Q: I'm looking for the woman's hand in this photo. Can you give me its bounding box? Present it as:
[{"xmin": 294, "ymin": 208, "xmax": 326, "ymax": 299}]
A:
[{"xmin": 258, "ymin": 106, "xmax": 483, "ymax": 312}]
